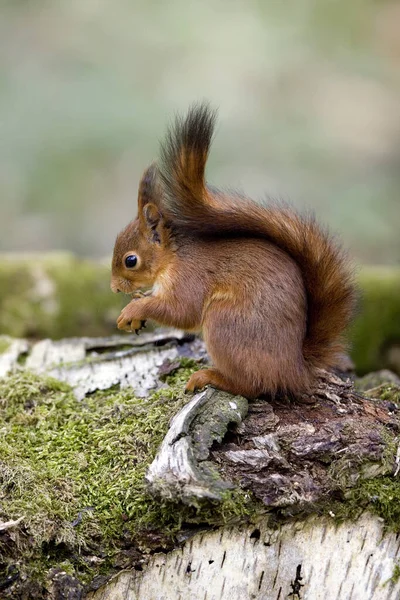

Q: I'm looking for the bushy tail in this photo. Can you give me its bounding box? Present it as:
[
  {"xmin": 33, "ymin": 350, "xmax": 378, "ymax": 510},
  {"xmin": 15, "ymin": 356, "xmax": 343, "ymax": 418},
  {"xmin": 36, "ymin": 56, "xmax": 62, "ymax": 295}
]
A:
[{"xmin": 159, "ymin": 103, "xmax": 356, "ymax": 370}]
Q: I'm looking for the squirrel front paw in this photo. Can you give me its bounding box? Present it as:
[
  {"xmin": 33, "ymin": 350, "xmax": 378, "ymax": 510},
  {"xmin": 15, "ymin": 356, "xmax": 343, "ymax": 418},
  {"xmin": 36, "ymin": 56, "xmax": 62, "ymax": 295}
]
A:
[{"xmin": 117, "ymin": 305, "xmax": 146, "ymax": 334}]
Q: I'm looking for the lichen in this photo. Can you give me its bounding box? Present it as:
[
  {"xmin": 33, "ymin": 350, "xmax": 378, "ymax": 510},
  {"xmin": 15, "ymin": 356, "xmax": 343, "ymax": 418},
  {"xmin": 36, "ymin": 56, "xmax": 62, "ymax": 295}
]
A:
[{"xmin": 0, "ymin": 368, "xmax": 256, "ymax": 595}]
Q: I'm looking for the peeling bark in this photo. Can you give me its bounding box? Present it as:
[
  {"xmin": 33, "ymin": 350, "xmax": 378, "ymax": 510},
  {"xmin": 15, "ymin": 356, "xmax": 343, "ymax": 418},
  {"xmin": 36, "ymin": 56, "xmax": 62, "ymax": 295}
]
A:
[
  {"xmin": 147, "ymin": 368, "xmax": 399, "ymax": 511},
  {"xmin": 146, "ymin": 388, "xmax": 248, "ymax": 502},
  {"xmin": 0, "ymin": 329, "xmax": 207, "ymax": 398}
]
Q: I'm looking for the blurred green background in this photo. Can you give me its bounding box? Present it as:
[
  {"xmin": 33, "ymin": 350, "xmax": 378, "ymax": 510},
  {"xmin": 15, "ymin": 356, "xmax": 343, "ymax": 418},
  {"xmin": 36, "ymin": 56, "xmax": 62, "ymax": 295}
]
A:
[{"xmin": 1, "ymin": 0, "xmax": 399, "ymax": 263}]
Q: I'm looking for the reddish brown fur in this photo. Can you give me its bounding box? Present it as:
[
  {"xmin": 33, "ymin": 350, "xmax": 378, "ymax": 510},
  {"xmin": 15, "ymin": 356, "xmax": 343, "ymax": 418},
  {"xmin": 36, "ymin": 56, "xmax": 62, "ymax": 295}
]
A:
[{"xmin": 111, "ymin": 104, "xmax": 356, "ymax": 398}]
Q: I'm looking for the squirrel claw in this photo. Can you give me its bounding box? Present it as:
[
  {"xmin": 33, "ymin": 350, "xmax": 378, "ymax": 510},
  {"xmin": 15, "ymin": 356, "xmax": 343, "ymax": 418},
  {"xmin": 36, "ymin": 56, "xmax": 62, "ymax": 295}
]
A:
[
  {"xmin": 134, "ymin": 320, "xmax": 147, "ymax": 335},
  {"xmin": 135, "ymin": 320, "xmax": 147, "ymax": 335}
]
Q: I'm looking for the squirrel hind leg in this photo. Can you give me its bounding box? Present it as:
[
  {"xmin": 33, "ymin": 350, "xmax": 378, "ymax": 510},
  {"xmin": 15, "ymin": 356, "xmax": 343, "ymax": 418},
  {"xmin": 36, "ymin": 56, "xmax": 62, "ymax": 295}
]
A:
[
  {"xmin": 185, "ymin": 368, "xmax": 241, "ymax": 396},
  {"xmin": 201, "ymin": 303, "xmax": 312, "ymax": 399}
]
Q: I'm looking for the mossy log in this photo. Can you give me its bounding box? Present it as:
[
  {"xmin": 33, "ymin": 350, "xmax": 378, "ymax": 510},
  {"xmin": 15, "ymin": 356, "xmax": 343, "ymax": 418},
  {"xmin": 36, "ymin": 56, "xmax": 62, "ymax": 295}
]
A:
[
  {"xmin": 0, "ymin": 330, "xmax": 400, "ymax": 598},
  {"xmin": 146, "ymin": 368, "xmax": 399, "ymax": 509},
  {"xmin": 87, "ymin": 514, "xmax": 400, "ymax": 600}
]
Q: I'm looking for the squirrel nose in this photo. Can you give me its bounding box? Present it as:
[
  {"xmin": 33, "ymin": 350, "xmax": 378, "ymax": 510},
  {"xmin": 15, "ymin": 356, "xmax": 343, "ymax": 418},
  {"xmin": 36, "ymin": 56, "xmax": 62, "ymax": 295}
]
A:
[{"xmin": 110, "ymin": 280, "xmax": 121, "ymax": 294}]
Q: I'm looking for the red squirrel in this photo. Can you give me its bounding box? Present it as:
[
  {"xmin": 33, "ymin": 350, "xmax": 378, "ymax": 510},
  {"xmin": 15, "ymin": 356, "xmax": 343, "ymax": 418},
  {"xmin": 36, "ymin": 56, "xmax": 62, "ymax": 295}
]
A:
[{"xmin": 111, "ymin": 104, "xmax": 356, "ymax": 398}]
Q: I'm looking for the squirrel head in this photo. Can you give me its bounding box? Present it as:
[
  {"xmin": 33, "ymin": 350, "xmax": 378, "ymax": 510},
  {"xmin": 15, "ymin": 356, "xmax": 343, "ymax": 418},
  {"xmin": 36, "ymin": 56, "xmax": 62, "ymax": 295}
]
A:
[{"xmin": 111, "ymin": 164, "xmax": 171, "ymax": 294}]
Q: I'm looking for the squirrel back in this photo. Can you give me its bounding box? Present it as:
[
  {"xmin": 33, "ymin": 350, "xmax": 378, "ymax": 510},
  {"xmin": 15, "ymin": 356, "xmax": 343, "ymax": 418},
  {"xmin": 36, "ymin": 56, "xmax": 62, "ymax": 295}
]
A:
[{"xmin": 158, "ymin": 103, "xmax": 356, "ymax": 373}]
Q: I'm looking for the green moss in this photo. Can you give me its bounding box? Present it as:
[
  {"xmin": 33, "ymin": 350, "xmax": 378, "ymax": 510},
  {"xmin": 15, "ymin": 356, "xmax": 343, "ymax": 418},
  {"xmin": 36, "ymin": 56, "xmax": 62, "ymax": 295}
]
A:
[
  {"xmin": 380, "ymin": 386, "xmax": 400, "ymax": 404},
  {"xmin": 350, "ymin": 267, "xmax": 400, "ymax": 374},
  {"xmin": 361, "ymin": 383, "xmax": 400, "ymax": 405},
  {"xmin": 163, "ymin": 358, "xmax": 202, "ymax": 386},
  {"xmin": 325, "ymin": 381, "xmax": 400, "ymax": 529},
  {"xmin": 6, "ymin": 357, "xmax": 400, "ymax": 592},
  {"xmin": 0, "ymin": 253, "xmax": 126, "ymax": 339},
  {"xmin": 344, "ymin": 478, "xmax": 400, "ymax": 530},
  {"xmin": 0, "ymin": 368, "xmax": 257, "ymax": 592}
]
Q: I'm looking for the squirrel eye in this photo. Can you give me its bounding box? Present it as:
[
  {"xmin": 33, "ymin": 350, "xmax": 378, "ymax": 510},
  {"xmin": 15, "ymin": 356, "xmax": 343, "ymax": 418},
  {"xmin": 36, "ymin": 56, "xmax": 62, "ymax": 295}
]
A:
[{"xmin": 124, "ymin": 255, "xmax": 138, "ymax": 269}]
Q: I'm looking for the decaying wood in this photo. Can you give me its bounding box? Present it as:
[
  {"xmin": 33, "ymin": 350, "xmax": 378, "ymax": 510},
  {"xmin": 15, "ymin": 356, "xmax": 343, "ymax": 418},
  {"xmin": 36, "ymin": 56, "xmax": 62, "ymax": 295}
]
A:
[
  {"xmin": 147, "ymin": 368, "xmax": 399, "ymax": 511},
  {"xmin": 5, "ymin": 328, "xmax": 396, "ymax": 518},
  {"xmin": 1, "ymin": 330, "xmax": 400, "ymax": 599},
  {"xmin": 146, "ymin": 388, "xmax": 248, "ymax": 502}
]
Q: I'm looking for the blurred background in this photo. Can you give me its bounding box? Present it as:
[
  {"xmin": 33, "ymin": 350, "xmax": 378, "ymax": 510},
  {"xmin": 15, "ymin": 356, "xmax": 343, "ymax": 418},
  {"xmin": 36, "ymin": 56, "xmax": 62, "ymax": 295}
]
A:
[{"xmin": 1, "ymin": 0, "xmax": 399, "ymax": 264}]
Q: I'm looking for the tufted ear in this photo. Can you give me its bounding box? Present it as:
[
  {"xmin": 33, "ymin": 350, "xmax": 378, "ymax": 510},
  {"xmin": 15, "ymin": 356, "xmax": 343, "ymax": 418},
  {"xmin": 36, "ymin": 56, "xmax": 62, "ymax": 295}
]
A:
[
  {"xmin": 137, "ymin": 164, "xmax": 166, "ymax": 243},
  {"xmin": 137, "ymin": 162, "xmax": 161, "ymax": 215},
  {"xmin": 142, "ymin": 202, "xmax": 163, "ymax": 243}
]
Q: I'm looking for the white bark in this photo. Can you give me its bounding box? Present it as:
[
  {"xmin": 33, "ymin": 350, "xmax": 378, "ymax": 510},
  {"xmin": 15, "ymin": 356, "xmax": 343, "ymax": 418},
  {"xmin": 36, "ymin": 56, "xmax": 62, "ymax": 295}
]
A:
[
  {"xmin": 0, "ymin": 329, "xmax": 203, "ymax": 399},
  {"xmin": 0, "ymin": 337, "xmax": 29, "ymax": 377},
  {"xmin": 87, "ymin": 513, "xmax": 400, "ymax": 600},
  {"xmin": 28, "ymin": 336, "xmax": 184, "ymax": 399}
]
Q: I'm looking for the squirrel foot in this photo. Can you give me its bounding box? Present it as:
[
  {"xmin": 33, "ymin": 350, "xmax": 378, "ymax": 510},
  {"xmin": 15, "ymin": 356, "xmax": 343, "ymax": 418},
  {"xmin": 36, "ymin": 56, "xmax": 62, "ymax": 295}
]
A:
[
  {"xmin": 185, "ymin": 368, "xmax": 238, "ymax": 395},
  {"xmin": 117, "ymin": 301, "xmax": 147, "ymax": 333},
  {"xmin": 117, "ymin": 312, "xmax": 147, "ymax": 334}
]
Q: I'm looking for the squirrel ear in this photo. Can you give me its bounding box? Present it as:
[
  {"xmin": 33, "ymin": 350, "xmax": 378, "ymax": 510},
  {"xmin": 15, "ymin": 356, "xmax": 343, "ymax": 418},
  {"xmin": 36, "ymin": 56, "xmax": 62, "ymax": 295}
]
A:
[
  {"xmin": 143, "ymin": 203, "xmax": 162, "ymax": 243},
  {"xmin": 137, "ymin": 162, "xmax": 160, "ymax": 214}
]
